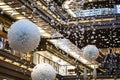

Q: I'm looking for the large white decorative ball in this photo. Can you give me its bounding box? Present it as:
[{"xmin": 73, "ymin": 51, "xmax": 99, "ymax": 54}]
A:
[
  {"xmin": 83, "ymin": 45, "xmax": 99, "ymax": 60},
  {"xmin": 31, "ymin": 63, "xmax": 56, "ymax": 80},
  {"xmin": 8, "ymin": 19, "xmax": 40, "ymax": 52}
]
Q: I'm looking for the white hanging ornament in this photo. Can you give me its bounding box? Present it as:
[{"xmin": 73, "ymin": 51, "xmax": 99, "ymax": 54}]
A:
[
  {"xmin": 8, "ymin": 19, "xmax": 40, "ymax": 52},
  {"xmin": 31, "ymin": 63, "xmax": 56, "ymax": 80},
  {"xmin": 83, "ymin": 45, "xmax": 99, "ymax": 60}
]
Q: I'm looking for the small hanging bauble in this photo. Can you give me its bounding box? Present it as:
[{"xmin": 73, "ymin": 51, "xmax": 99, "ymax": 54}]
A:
[{"xmin": 83, "ymin": 45, "xmax": 99, "ymax": 60}]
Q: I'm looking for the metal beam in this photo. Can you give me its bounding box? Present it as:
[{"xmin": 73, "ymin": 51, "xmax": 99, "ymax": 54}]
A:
[
  {"xmin": 0, "ymin": 30, "xmax": 7, "ymax": 38},
  {"xmin": 17, "ymin": 0, "xmax": 52, "ymax": 24},
  {"xmin": 0, "ymin": 60, "xmax": 31, "ymax": 80},
  {"xmin": 0, "ymin": 72, "xmax": 22, "ymax": 80},
  {"xmin": 0, "ymin": 59, "xmax": 31, "ymax": 76},
  {"xmin": 0, "ymin": 50, "xmax": 35, "ymax": 68}
]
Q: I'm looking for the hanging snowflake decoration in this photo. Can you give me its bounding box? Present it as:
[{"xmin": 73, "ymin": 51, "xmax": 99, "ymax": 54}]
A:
[
  {"xmin": 8, "ymin": 19, "xmax": 40, "ymax": 52},
  {"xmin": 83, "ymin": 45, "xmax": 99, "ymax": 60},
  {"xmin": 31, "ymin": 63, "xmax": 56, "ymax": 80}
]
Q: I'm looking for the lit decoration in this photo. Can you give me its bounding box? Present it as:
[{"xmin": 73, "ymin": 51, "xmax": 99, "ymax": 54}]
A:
[
  {"xmin": 83, "ymin": 45, "xmax": 99, "ymax": 60},
  {"xmin": 8, "ymin": 19, "xmax": 40, "ymax": 52},
  {"xmin": 31, "ymin": 63, "xmax": 56, "ymax": 80}
]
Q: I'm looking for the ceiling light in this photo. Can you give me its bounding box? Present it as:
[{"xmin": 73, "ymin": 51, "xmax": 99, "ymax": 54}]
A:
[
  {"xmin": 8, "ymin": 11, "xmax": 20, "ymax": 16},
  {"xmin": 21, "ymin": 65, "xmax": 27, "ymax": 69},
  {"xmin": 36, "ymin": 1, "xmax": 61, "ymax": 22},
  {"xmin": 28, "ymin": 68, "xmax": 33, "ymax": 71},
  {"xmin": 13, "ymin": 62, "xmax": 21, "ymax": 66},
  {"xmin": 90, "ymin": 64, "xmax": 98, "ymax": 68},
  {"xmin": 28, "ymin": 15, "xmax": 33, "ymax": 19},
  {"xmin": 0, "ymin": 56, "xmax": 4, "ymax": 60},
  {"xmin": 33, "ymin": 20, "xmax": 37, "ymax": 23},
  {"xmin": 4, "ymin": 59, "xmax": 12, "ymax": 63},
  {"xmin": 7, "ymin": 10, "xmax": 20, "ymax": 15},
  {"xmin": 0, "ymin": 1, "xmax": 26, "ymax": 20},
  {"xmin": 89, "ymin": 0, "xmax": 93, "ymax": 2},
  {"xmin": 80, "ymin": 57, "xmax": 90, "ymax": 64},
  {"xmin": 15, "ymin": 16, "xmax": 26, "ymax": 20},
  {"xmin": 0, "ymin": 5, "xmax": 13, "ymax": 10},
  {"xmin": 0, "ymin": 2, "xmax": 5, "ymax": 5}
]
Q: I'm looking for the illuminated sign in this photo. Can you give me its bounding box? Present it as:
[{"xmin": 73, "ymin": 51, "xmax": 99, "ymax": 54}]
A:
[
  {"xmin": 115, "ymin": 5, "xmax": 120, "ymax": 13},
  {"xmin": 75, "ymin": 8, "xmax": 115, "ymax": 17}
]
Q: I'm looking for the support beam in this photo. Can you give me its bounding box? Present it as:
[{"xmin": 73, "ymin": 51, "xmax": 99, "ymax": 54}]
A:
[
  {"xmin": 0, "ymin": 60, "xmax": 31, "ymax": 80},
  {"xmin": 0, "ymin": 50, "xmax": 35, "ymax": 68},
  {"xmin": 0, "ymin": 30, "xmax": 7, "ymax": 38}
]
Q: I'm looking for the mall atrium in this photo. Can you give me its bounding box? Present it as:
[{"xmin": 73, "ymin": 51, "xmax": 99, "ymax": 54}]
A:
[{"xmin": 0, "ymin": 0, "xmax": 120, "ymax": 80}]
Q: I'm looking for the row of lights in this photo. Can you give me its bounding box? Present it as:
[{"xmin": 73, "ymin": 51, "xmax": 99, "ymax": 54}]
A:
[
  {"xmin": 36, "ymin": 0, "xmax": 118, "ymax": 26},
  {"xmin": 36, "ymin": 1, "xmax": 61, "ymax": 22},
  {"xmin": 0, "ymin": 1, "xmax": 53, "ymax": 38},
  {"xmin": 0, "ymin": 1, "xmax": 26, "ymax": 20},
  {"xmin": 0, "ymin": 56, "xmax": 32, "ymax": 71},
  {"xmin": 65, "ymin": 17, "xmax": 115, "ymax": 25}
]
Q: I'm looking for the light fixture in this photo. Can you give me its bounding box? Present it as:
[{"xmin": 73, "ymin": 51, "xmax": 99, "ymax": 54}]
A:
[
  {"xmin": 0, "ymin": 56, "xmax": 4, "ymax": 60},
  {"xmin": 21, "ymin": 65, "xmax": 27, "ymax": 69},
  {"xmin": 28, "ymin": 68, "xmax": 33, "ymax": 71},
  {"xmin": 7, "ymin": 10, "xmax": 20, "ymax": 15},
  {"xmin": 0, "ymin": 1, "xmax": 26, "ymax": 20},
  {"xmin": 15, "ymin": 16, "xmax": 26, "ymax": 19},
  {"xmin": 4, "ymin": 58, "xmax": 13, "ymax": 63},
  {"xmin": 65, "ymin": 18, "xmax": 115, "ymax": 25},
  {"xmin": 0, "ymin": 6, "xmax": 13, "ymax": 10},
  {"xmin": 13, "ymin": 62, "xmax": 21, "ymax": 66},
  {"xmin": 0, "ymin": 2, "xmax": 5, "ymax": 5},
  {"xmin": 36, "ymin": 1, "xmax": 61, "ymax": 22}
]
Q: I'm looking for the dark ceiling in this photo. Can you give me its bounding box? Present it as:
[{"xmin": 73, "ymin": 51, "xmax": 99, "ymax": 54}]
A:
[
  {"xmin": 59, "ymin": 26, "xmax": 120, "ymax": 49},
  {"xmin": 53, "ymin": 0, "xmax": 65, "ymax": 6},
  {"xmin": 57, "ymin": 16, "xmax": 120, "ymax": 49},
  {"xmin": 51, "ymin": 0, "xmax": 120, "ymax": 49},
  {"xmin": 84, "ymin": 0, "xmax": 120, "ymax": 9}
]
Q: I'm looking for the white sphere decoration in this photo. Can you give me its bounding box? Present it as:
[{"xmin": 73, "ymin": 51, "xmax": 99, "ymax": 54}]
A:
[
  {"xmin": 31, "ymin": 63, "xmax": 56, "ymax": 80},
  {"xmin": 8, "ymin": 19, "xmax": 40, "ymax": 52},
  {"xmin": 83, "ymin": 45, "xmax": 99, "ymax": 60}
]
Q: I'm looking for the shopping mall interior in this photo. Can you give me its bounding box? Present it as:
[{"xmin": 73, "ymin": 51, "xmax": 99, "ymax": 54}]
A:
[{"xmin": 0, "ymin": 0, "xmax": 120, "ymax": 80}]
